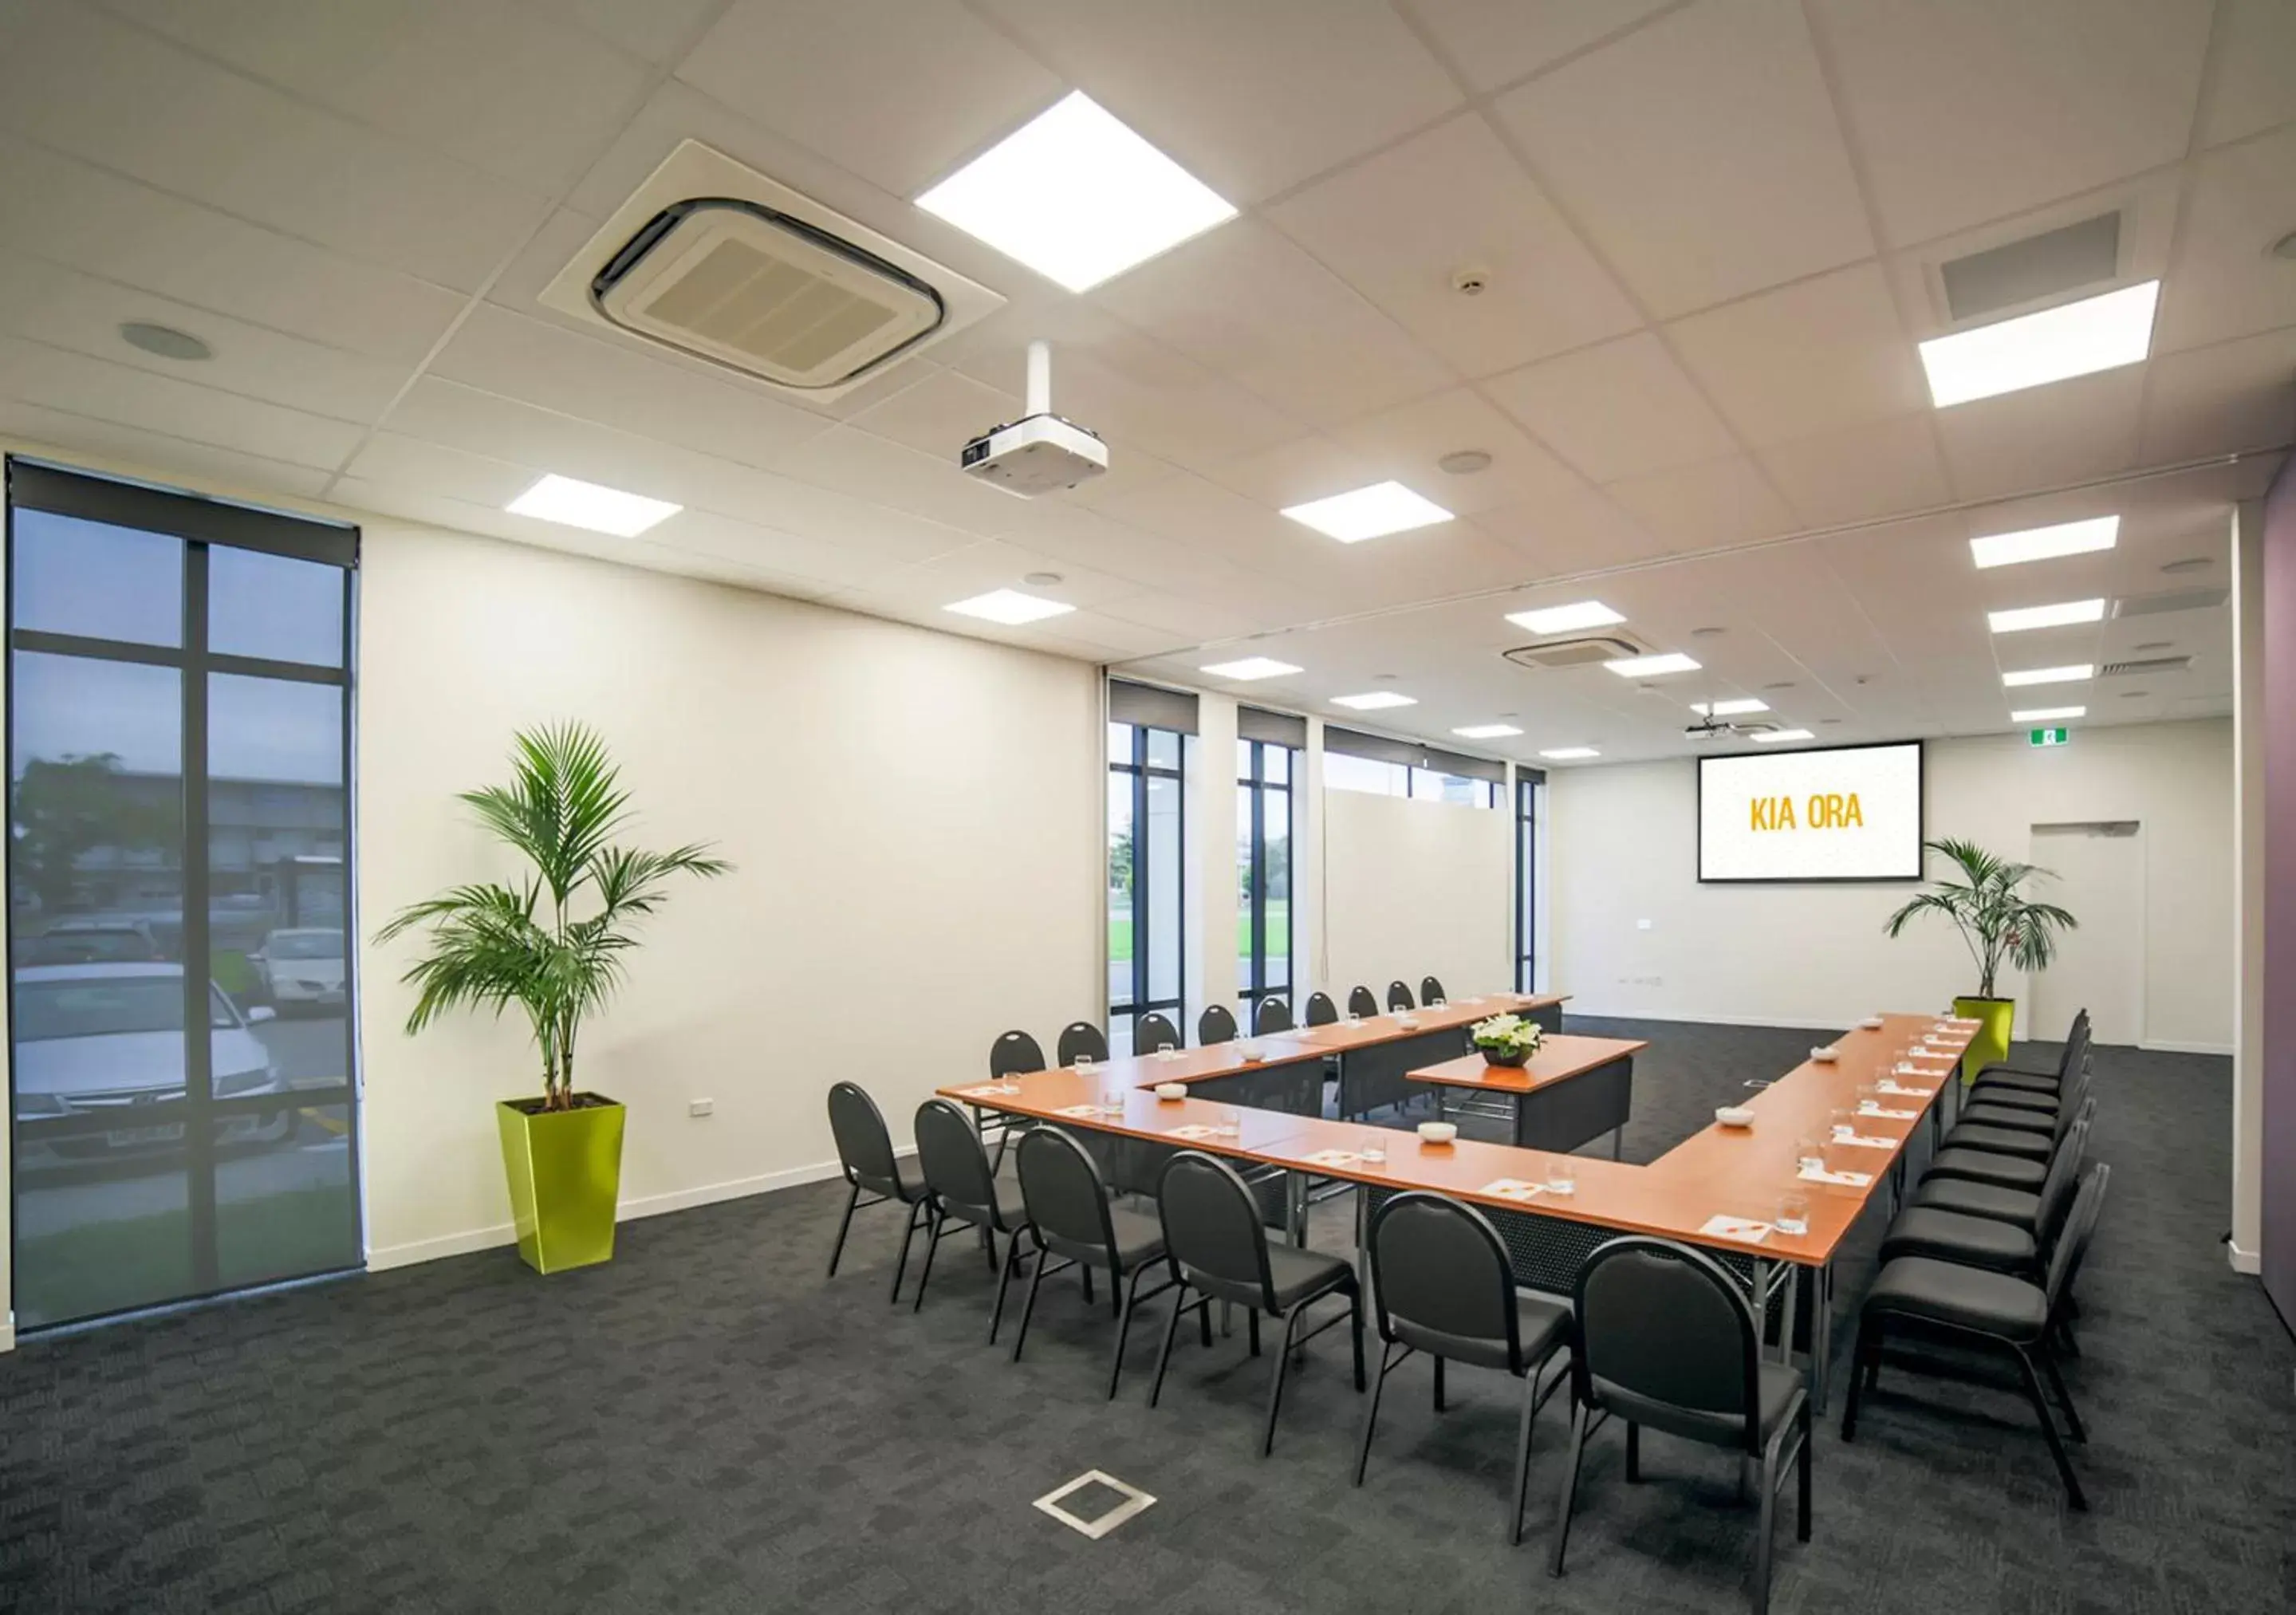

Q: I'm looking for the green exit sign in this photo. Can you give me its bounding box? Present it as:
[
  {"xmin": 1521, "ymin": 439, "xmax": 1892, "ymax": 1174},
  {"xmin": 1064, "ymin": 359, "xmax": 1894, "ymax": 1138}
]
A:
[{"xmin": 2030, "ymin": 727, "xmax": 2070, "ymax": 747}]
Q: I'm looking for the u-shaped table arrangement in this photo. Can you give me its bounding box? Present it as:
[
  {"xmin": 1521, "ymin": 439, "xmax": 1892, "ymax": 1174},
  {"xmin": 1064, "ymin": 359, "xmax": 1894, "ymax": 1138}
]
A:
[{"xmin": 943, "ymin": 995, "xmax": 1975, "ymax": 1414}]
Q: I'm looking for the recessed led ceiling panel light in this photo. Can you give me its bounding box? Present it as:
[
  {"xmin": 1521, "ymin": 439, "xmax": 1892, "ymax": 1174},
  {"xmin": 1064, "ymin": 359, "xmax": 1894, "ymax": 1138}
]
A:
[
  {"xmin": 1281, "ymin": 481, "xmax": 1454, "ymax": 543},
  {"xmin": 1969, "ymin": 515, "xmax": 2118, "ymax": 569},
  {"xmin": 1690, "ymin": 699, "xmax": 1769, "ymax": 717},
  {"xmin": 1539, "ymin": 746, "xmax": 1600, "ymax": 760},
  {"xmin": 506, "ymin": 474, "xmax": 681, "ymax": 537},
  {"xmin": 1919, "ymin": 281, "xmax": 2159, "ymax": 408},
  {"xmin": 1506, "ymin": 600, "xmax": 1625, "ymax": 635},
  {"xmin": 2011, "ymin": 705, "xmax": 2086, "ymax": 723},
  {"xmin": 1451, "ymin": 723, "xmax": 1522, "ymax": 739},
  {"xmin": 915, "ymin": 92, "xmax": 1237, "ymax": 293},
  {"xmin": 1330, "ymin": 691, "xmax": 1416, "ymax": 711},
  {"xmin": 1988, "ymin": 598, "xmax": 2106, "ymax": 633},
  {"xmin": 1603, "ymin": 652, "xmax": 1700, "ymax": 678},
  {"xmin": 943, "ymin": 588, "xmax": 1075, "ymax": 625},
  {"xmin": 1199, "ymin": 656, "xmax": 1302, "ymax": 681},
  {"xmin": 1751, "ymin": 729, "xmax": 1815, "ymax": 743},
  {"xmin": 2002, "ymin": 664, "xmax": 2094, "ymax": 687}
]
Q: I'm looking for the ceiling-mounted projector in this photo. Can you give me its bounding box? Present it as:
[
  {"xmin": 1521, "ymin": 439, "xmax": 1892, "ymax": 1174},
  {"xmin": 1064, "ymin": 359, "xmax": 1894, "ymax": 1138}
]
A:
[
  {"xmin": 959, "ymin": 341, "xmax": 1108, "ymax": 496},
  {"xmin": 1687, "ymin": 715, "xmax": 1774, "ymax": 742}
]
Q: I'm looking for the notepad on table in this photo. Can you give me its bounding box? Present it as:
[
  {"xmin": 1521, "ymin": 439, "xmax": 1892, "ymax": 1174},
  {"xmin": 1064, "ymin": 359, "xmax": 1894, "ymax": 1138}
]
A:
[
  {"xmin": 1479, "ymin": 1178, "xmax": 1545, "ymax": 1203},
  {"xmin": 1829, "ymin": 1128, "xmax": 1896, "ymax": 1149},
  {"xmin": 1699, "ymin": 1215, "xmax": 1773, "ymax": 1245},
  {"xmin": 1301, "ymin": 1148, "xmax": 1363, "ymax": 1169},
  {"xmin": 1798, "ymin": 1163, "xmax": 1873, "ymax": 1188},
  {"xmin": 957, "ymin": 1083, "xmax": 1011, "ymax": 1099},
  {"xmin": 1877, "ymin": 1079, "xmax": 1934, "ymax": 1097},
  {"xmin": 1053, "ymin": 1104, "xmax": 1105, "ymax": 1119},
  {"xmin": 1857, "ymin": 1102, "xmax": 1920, "ymax": 1121},
  {"xmin": 1165, "ymin": 1124, "xmax": 1219, "ymax": 1141}
]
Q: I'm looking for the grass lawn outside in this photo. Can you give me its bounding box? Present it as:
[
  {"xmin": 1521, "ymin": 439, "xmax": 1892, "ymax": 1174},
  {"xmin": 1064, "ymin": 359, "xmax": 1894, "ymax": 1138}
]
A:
[{"xmin": 1109, "ymin": 902, "xmax": 1290, "ymax": 966}]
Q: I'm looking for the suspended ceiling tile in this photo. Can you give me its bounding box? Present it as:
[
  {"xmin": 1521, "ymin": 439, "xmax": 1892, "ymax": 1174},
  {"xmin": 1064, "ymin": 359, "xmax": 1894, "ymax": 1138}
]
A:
[
  {"xmin": 2137, "ymin": 327, "xmax": 2296, "ymax": 465},
  {"xmin": 1603, "ymin": 454, "xmax": 1799, "ymax": 553},
  {"xmin": 2155, "ymin": 128, "xmax": 2296, "ymax": 354},
  {"xmin": 1486, "ymin": 332, "xmax": 1739, "ymax": 483},
  {"xmin": 1397, "ymin": 0, "xmax": 1681, "ymax": 94},
  {"xmin": 1757, "ymin": 413, "xmax": 1954, "ymax": 529}
]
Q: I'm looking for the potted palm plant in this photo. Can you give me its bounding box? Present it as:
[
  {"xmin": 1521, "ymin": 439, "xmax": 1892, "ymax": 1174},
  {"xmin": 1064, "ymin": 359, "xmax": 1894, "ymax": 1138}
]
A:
[
  {"xmin": 1883, "ymin": 837, "xmax": 2075, "ymax": 1082},
  {"xmin": 378, "ymin": 723, "xmax": 729, "ymax": 1273}
]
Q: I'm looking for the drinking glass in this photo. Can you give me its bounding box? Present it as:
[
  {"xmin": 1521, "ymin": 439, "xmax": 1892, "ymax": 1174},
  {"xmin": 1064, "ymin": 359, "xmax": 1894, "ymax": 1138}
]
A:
[
  {"xmin": 1546, "ymin": 1157, "xmax": 1576, "ymax": 1196},
  {"xmin": 1101, "ymin": 1082, "xmax": 1124, "ymax": 1117},
  {"xmin": 1359, "ymin": 1134, "xmax": 1387, "ymax": 1165},
  {"xmin": 1794, "ymin": 1135, "xmax": 1825, "ymax": 1173},
  {"xmin": 1856, "ymin": 1081, "xmax": 1878, "ymax": 1113},
  {"xmin": 1215, "ymin": 1106, "xmax": 1241, "ymax": 1138},
  {"xmin": 1346, "ymin": 1011, "xmax": 1363, "ymax": 1026},
  {"xmin": 1829, "ymin": 1106, "xmax": 1853, "ymax": 1139},
  {"xmin": 1156, "ymin": 1043, "xmax": 1178, "ymax": 1062},
  {"xmin": 1776, "ymin": 1192, "xmax": 1810, "ymax": 1237},
  {"xmin": 1074, "ymin": 1054, "xmax": 1095, "ymax": 1074}
]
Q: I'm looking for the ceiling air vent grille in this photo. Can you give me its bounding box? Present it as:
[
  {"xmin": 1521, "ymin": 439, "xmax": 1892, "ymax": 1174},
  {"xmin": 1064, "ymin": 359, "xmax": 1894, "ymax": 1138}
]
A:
[
  {"xmin": 595, "ymin": 201, "xmax": 943, "ymax": 389},
  {"xmin": 2111, "ymin": 588, "xmax": 2227, "ymax": 619},
  {"xmin": 1940, "ymin": 211, "xmax": 2122, "ymax": 324},
  {"xmin": 1502, "ymin": 633, "xmax": 1645, "ymax": 671},
  {"xmin": 2100, "ymin": 654, "xmax": 2192, "ymax": 676}
]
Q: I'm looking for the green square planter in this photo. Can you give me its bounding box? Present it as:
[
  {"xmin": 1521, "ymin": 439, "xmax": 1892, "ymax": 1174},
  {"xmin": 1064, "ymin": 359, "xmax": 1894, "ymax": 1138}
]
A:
[
  {"xmin": 1951, "ymin": 996, "xmax": 2017, "ymax": 1086},
  {"xmin": 496, "ymin": 1096, "xmax": 626, "ymax": 1274}
]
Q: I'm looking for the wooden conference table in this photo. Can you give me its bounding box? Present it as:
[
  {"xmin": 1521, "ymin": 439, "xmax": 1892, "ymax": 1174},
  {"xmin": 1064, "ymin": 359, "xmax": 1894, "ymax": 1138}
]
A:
[{"xmin": 941, "ymin": 1002, "xmax": 1974, "ymax": 1413}]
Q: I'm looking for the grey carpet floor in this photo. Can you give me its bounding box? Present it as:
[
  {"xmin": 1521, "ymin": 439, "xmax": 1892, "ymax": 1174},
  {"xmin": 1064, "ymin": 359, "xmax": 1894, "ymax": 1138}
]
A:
[{"xmin": 2, "ymin": 1018, "xmax": 2290, "ymax": 1614}]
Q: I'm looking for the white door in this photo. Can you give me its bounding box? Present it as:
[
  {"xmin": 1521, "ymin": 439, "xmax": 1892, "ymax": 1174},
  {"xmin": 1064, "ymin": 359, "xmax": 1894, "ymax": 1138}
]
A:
[{"xmin": 2026, "ymin": 822, "xmax": 2144, "ymax": 1046}]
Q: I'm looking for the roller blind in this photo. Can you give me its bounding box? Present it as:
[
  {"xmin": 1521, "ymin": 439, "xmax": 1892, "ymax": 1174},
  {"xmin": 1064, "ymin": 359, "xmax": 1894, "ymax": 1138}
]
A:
[
  {"xmin": 1324, "ymin": 725, "xmax": 1507, "ymax": 783},
  {"xmin": 1237, "ymin": 705, "xmax": 1306, "ymax": 748},
  {"xmin": 1107, "ymin": 679, "xmax": 1199, "ymax": 735},
  {"xmin": 8, "ymin": 459, "xmax": 357, "ymax": 568}
]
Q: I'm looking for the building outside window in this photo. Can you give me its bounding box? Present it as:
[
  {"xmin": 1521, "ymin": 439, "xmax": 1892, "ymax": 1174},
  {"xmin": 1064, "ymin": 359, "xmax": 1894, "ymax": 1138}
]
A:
[
  {"xmin": 1107, "ymin": 719, "xmax": 1185, "ymax": 1055},
  {"xmin": 1236, "ymin": 736, "xmax": 1294, "ymax": 1022}
]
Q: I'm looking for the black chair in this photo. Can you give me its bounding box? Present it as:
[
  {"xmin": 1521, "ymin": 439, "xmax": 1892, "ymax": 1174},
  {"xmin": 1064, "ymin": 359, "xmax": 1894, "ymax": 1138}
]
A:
[
  {"xmin": 1921, "ymin": 1095, "xmax": 2092, "ymax": 1195},
  {"xmin": 1844, "ymin": 1165, "xmax": 2111, "ymax": 1510},
  {"xmin": 1199, "ymin": 1003, "xmax": 1239, "ymax": 1046},
  {"xmin": 1910, "ymin": 1103, "xmax": 2094, "ymax": 1238},
  {"xmin": 1387, "ymin": 980, "xmax": 1416, "ymax": 1012},
  {"xmin": 1057, "ymin": 1021, "xmax": 1109, "ymax": 1066},
  {"xmin": 825, "ymin": 1081, "xmax": 931, "ymax": 1302},
  {"xmin": 1880, "ymin": 1113, "xmax": 2090, "ymax": 1282},
  {"xmin": 1148, "ymin": 1151, "xmax": 1365, "ymax": 1455},
  {"xmin": 1940, "ymin": 1069, "xmax": 2091, "ymax": 1164},
  {"xmin": 1303, "ymin": 991, "xmax": 1339, "ymax": 1027},
  {"xmin": 1134, "ymin": 1010, "xmax": 1182, "ymax": 1055},
  {"xmin": 990, "ymin": 1030, "xmax": 1046, "ymax": 1079},
  {"xmin": 1010, "ymin": 1126, "xmax": 1176, "ymax": 1397},
  {"xmin": 1960, "ymin": 1058, "xmax": 2090, "ymax": 1129},
  {"xmin": 1253, "ymin": 996, "xmax": 1294, "ymax": 1035},
  {"xmin": 1551, "ymin": 1238, "xmax": 1811, "ymax": 1615},
  {"xmin": 1968, "ymin": 1011, "xmax": 2089, "ymax": 1098},
  {"xmin": 1354, "ymin": 1192, "xmax": 1570, "ymax": 1543},
  {"xmin": 911, "ymin": 1099, "xmax": 1032, "ymax": 1339},
  {"xmin": 1347, "ymin": 986, "xmax": 1380, "ymax": 1019},
  {"xmin": 1420, "ymin": 975, "xmax": 1447, "ymax": 1006}
]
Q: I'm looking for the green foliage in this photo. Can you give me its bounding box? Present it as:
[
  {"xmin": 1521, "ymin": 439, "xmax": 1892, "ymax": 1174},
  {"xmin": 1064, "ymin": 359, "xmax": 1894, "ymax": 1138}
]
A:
[
  {"xmin": 1470, "ymin": 1013, "xmax": 1543, "ymax": 1058},
  {"xmin": 376, "ymin": 723, "xmax": 730, "ymax": 1109},
  {"xmin": 10, "ymin": 752, "xmax": 176, "ymax": 915},
  {"xmin": 1883, "ymin": 836, "xmax": 2077, "ymax": 999}
]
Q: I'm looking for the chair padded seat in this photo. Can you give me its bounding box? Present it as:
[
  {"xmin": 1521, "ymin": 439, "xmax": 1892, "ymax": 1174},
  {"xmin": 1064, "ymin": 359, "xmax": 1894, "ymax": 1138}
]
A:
[
  {"xmin": 1396, "ymin": 1291, "xmax": 1570, "ymax": 1373},
  {"xmin": 1910, "ymin": 1176, "xmax": 2042, "ymax": 1229},
  {"xmin": 1865, "ymin": 1255, "xmax": 2047, "ymax": 1341},
  {"xmin": 1942, "ymin": 1123, "xmax": 2053, "ymax": 1161},
  {"xmin": 1957, "ymin": 1104, "xmax": 2055, "ymax": 1133},
  {"xmin": 1264, "ymin": 1242, "xmax": 1356, "ymax": 1310},
  {"xmin": 1972, "ymin": 1088, "xmax": 2058, "ymax": 1113},
  {"xmin": 1973, "ymin": 1062, "xmax": 2062, "ymax": 1089},
  {"xmin": 1592, "ymin": 1361, "xmax": 1805, "ymax": 1448},
  {"xmin": 1879, "ymin": 1206, "xmax": 2038, "ymax": 1274},
  {"xmin": 1923, "ymin": 1148, "xmax": 2048, "ymax": 1191},
  {"xmin": 1105, "ymin": 1206, "xmax": 1168, "ymax": 1269},
  {"xmin": 1970, "ymin": 1075, "xmax": 2059, "ymax": 1103}
]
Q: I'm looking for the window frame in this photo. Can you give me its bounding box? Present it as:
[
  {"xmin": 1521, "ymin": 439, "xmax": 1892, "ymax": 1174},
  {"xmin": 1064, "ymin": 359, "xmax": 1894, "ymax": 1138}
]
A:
[
  {"xmin": 1108, "ymin": 719, "xmax": 1187, "ymax": 1048},
  {"xmin": 1235, "ymin": 738, "xmax": 1295, "ymax": 1018}
]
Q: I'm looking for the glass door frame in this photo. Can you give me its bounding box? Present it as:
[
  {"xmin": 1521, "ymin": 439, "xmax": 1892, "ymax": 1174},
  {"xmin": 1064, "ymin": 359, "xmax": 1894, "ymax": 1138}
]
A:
[
  {"xmin": 5, "ymin": 458, "xmax": 361, "ymax": 1322},
  {"xmin": 1237, "ymin": 738, "xmax": 1294, "ymax": 1021},
  {"xmin": 1108, "ymin": 721, "xmax": 1186, "ymax": 1047}
]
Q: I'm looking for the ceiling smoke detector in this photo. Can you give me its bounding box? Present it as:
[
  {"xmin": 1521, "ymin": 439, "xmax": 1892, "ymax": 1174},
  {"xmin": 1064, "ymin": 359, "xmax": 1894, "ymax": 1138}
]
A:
[
  {"xmin": 1451, "ymin": 265, "xmax": 1491, "ymax": 296},
  {"xmin": 120, "ymin": 321, "xmax": 211, "ymax": 361},
  {"xmin": 1438, "ymin": 449, "xmax": 1492, "ymax": 475}
]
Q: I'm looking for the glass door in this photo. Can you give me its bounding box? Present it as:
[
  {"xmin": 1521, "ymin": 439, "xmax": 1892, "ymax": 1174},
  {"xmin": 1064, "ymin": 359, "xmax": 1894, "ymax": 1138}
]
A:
[{"xmin": 7, "ymin": 462, "xmax": 360, "ymax": 1329}]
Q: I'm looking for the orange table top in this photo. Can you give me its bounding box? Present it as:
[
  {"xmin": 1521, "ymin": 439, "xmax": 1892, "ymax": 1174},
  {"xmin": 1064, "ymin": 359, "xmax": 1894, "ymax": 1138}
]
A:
[
  {"xmin": 1405, "ymin": 1034, "xmax": 1647, "ymax": 1094},
  {"xmin": 1282, "ymin": 992, "xmax": 1569, "ymax": 1055},
  {"xmin": 940, "ymin": 1010, "xmax": 1974, "ymax": 1268}
]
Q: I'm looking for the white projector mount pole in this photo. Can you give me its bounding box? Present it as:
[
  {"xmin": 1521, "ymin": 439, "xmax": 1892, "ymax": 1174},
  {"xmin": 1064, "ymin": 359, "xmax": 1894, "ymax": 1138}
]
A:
[{"xmin": 1026, "ymin": 339, "xmax": 1051, "ymax": 417}]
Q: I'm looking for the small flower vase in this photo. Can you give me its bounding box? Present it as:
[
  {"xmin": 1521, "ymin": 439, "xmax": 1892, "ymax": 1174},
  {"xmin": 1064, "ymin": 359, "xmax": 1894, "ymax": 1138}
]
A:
[{"xmin": 1479, "ymin": 1046, "xmax": 1530, "ymax": 1068}]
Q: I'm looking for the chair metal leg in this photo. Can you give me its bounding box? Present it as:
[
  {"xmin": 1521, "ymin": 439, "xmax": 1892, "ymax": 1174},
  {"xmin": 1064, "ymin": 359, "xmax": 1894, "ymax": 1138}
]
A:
[
  {"xmin": 1349, "ymin": 1290, "xmax": 1366, "ymax": 1391},
  {"xmin": 989, "ymin": 1229, "xmax": 1025, "ymax": 1345},
  {"xmin": 1260, "ymin": 1305, "xmax": 1303, "ymax": 1457},
  {"xmin": 1008, "ymin": 1238, "xmax": 1047, "ymax": 1361},
  {"xmin": 1752, "ymin": 1449, "xmax": 1778, "ymax": 1615},
  {"xmin": 911, "ymin": 1210, "xmax": 943, "ymax": 1313},
  {"xmin": 889, "ymin": 1199, "xmax": 924, "ymax": 1304},
  {"xmin": 2038, "ymin": 1347, "xmax": 2086, "ymax": 1444},
  {"xmin": 1107, "ymin": 1266, "xmax": 1148, "ymax": 1400},
  {"xmin": 979, "ymin": 1224, "xmax": 998, "ymax": 1274},
  {"xmin": 826, "ymin": 1181, "xmax": 860, "ymax": 1278},
  {"xmin": 1625, "ymin": 1420, "xmax": 1640, "ymax": 1482},
  {"xmin": 1081, "ymin": 1264, "xmax": 1093, "ymax": 1306},
  {"xmin": 1433, "ymin": 1354, "xmax": 1447, "ymax": 1412},
  {"xmin": 1148, "ymin": 1285, "xmax": 1190, "ymax": 1408},
  {"xmin": 1353, "ymin": 1344, "xmax": 1396, "ymax": 1487},
  {"xmin": 1508, "ymin": 1365, "xmax": 1540, "ymax": 1546},
  {"xmin": 2010, "ymin": 1345, "xmax": 2087, "ymax": 1510},
  {"xmin": 1108, "ymin": 1263, "xmax": 1123, "ymax": 1319},
  {"xmin": 1248, "ymin": 1309, "xmax": 1262, "ymax": 1357},
  {"xmin": 1795, "ymin": 1407, "xmax": 1813, "ymax": 1542},
  {"xmin": 1548, "ymin": 1401, "xmax": 1589, "ymax": 1578},
  {"xmin": 1199, "ymin": 1293, "xmax": 1215, "ymax": 1348}
]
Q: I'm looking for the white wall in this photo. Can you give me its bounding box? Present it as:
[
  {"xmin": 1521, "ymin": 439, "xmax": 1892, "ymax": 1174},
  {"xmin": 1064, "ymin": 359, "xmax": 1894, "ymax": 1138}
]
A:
[
  {"xmin": 358, "ymin": 522, "xmax": 1103, "ymax": 1266},
  {"xmin": 1323, "ymin": 788, "xmax": 1514, "ymax": 1003},
  {"xmin": 1549, "ymin": 719, "xmax": 2235, "ymax": 1050},
  {"xmin": 2233, "ymin": 499, "xmax": 2266, "ymax": 1270}
]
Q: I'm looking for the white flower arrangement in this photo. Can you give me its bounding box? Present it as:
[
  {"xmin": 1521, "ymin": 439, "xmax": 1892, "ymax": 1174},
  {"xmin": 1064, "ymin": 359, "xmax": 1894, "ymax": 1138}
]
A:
[{"xmin": 1470, "ymin": 1013, "xmax": 1543, "ymax": 1058}]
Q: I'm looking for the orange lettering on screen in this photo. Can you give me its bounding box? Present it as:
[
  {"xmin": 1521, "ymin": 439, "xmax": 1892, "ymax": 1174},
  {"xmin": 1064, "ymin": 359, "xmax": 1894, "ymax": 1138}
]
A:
[{"xmin": 1751, "ymin": 792, "xmax": 1861, "ymax": 831}]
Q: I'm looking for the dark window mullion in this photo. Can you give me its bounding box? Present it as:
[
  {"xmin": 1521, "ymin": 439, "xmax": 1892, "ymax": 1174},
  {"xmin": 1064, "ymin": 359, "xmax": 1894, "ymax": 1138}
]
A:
[{"xmin": 182, "ymin": 542, "xmax": 219, "ymax": 1294}]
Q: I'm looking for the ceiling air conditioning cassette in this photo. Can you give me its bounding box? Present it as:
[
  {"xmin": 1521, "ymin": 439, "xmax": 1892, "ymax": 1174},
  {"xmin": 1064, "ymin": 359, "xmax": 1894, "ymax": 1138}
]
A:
[
  {"xmin": 1502, "ymin": 634, "xmax": 1645, "ymax": 672},
  {"xmin": 539, "ymin": 141, "xmax": 1003, "ymax": 400}
]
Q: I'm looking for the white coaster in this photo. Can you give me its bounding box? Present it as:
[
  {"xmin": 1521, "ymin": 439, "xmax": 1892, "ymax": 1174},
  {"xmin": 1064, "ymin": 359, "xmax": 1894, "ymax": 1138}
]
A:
[{"xmin": 1033, "ymin": 1470, "xmax": 1157, "ymax": 1540}]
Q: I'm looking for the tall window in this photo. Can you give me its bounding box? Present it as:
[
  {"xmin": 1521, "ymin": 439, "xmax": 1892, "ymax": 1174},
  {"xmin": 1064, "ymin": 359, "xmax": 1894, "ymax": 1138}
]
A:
[
  {"xmin": 1108, "ymin": 721, "xmax": 1185, "ymax": 1055},
  {"xmin": 1516, "ymin": 774, "xmax": 1542, "ymax": 993},
  {"xmin": 1236, "ymin": 738, "xmax": 1294, "ymax": 1019},
  {"xmin": 7, "ymin": 461, "xmax": 359, "ymax": 1331}
]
